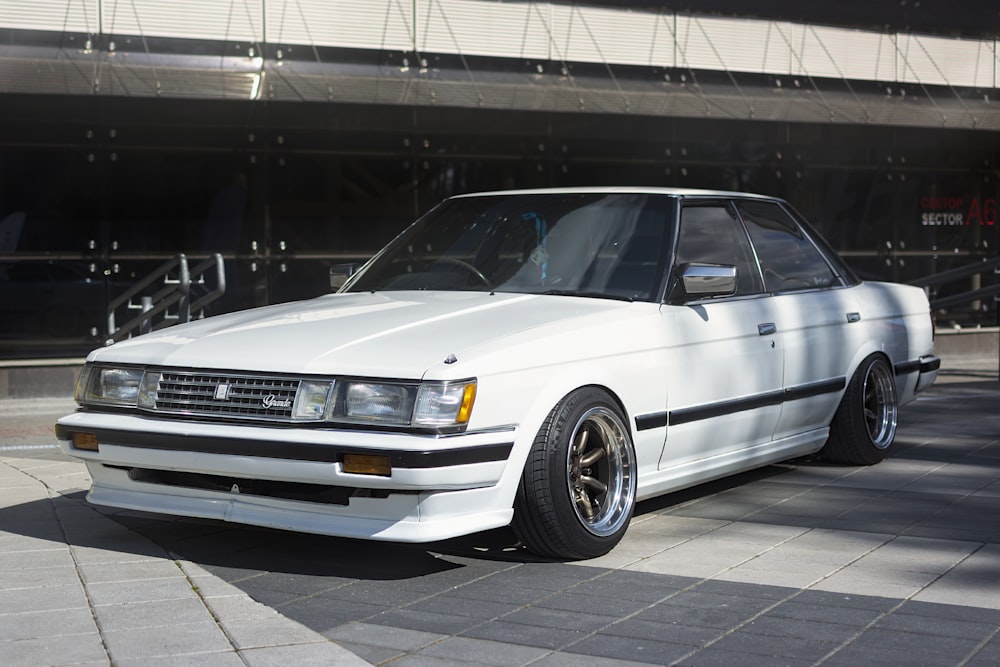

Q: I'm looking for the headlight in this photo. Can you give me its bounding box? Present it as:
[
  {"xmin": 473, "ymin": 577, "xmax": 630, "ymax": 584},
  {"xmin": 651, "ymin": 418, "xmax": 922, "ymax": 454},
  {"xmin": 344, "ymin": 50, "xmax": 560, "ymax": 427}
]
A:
[
  {"xmin": 293, "ymin": 380, "xmax": 335, "ymax": 420},
  {"xmin": 335, "ymin": 379, "xmax": 476, "ymax": 429},
  {"xmin": 76, "ymin": 364, "xmax": 477, "ymax": 431},
  {"xmin": 342, "ymin": 382, "xmax": 416, "ymax": 425},
  {"xmin": 77, "ymin": 366, "xmax": 146, "ymax": 407},
  {"xmin": 414, "ymin": 382, "xmax": 477, "ymax": 426},
  {"xmin": 138, "ymin": 371, "xmax": 160, "ymax": 409}
]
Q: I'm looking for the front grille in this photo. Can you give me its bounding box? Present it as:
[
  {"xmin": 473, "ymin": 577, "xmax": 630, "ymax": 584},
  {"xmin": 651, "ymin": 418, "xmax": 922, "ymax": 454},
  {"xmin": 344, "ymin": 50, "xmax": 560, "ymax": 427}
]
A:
[{"xmin": 154, "ymin": 371, "xmax": 300, "ymax": 420}]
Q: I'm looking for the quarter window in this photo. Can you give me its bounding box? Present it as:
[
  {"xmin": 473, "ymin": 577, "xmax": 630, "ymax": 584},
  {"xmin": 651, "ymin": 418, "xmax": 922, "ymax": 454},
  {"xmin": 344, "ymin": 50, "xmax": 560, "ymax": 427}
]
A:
[{"xmin": 737, "ymin": 200, "xmax": 839, "ymax": 292}]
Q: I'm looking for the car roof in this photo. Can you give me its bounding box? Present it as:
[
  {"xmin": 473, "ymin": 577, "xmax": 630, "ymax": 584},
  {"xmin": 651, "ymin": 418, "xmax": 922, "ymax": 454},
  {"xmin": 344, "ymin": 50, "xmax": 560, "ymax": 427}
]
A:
[{"xmin": 450, "ymin": 186, "xmax": 781, "ymax": 201}]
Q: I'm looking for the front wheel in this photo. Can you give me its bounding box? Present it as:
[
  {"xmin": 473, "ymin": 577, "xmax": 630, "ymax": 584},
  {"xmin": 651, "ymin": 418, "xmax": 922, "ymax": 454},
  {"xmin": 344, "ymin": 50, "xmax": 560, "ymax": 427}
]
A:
[
  {"xmin": 822, "ymin": 354, "xmax": 898, "ymax": 465},
  {"xmin": 513, "ymin": 387, "xmax": 637, "ymax": 560}
]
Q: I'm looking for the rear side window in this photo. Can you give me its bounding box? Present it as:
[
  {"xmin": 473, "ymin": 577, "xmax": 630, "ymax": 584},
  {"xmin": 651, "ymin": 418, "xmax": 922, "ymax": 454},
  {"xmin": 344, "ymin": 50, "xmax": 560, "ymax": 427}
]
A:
[
  {"xmin": 737, "ymin": 200, "xmax": 839, "ymax": 292},
  {"xmin": 675, "ymin": 204, "xmax": 763, "ymax": 297}
]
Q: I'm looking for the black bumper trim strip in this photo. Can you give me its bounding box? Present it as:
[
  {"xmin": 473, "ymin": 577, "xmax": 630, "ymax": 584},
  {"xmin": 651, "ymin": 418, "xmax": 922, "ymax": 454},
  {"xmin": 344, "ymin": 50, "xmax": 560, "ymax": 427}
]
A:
[
  {"xmin": 895, "ymin": 355, "xmax": 940, "ymax": 376},
  {"xmin": 56, "ymin": 425, "xmax": 513, "ymax": 468}
]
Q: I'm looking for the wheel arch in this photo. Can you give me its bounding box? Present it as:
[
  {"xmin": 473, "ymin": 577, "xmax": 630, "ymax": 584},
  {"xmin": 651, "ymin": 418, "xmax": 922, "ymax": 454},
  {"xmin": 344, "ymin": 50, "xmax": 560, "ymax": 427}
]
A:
[{"xmin": 483, "ymin": 367, "xmax": 648, "ymax": 514}]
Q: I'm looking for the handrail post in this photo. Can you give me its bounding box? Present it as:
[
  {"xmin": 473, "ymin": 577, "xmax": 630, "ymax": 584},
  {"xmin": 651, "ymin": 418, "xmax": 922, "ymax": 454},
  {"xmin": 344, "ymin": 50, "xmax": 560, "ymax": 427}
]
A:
[
  {"xmin": 177, "ymin": 254, "xmax": 191, "ymax": 324},
  {"xmin": 139, "ymin": 296, "xmax": 153, "ymax": 334}
]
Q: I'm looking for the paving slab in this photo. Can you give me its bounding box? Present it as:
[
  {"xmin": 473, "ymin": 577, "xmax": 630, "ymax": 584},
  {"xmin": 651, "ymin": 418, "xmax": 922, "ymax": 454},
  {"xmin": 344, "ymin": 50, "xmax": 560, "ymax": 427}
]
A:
[
  {"xmin": 1, "ymin": 356, "xmax": 997, "ymax": 666},
  {"xmin": 0, "ymin": 441, "xmax": 368, "ymax": 667}
]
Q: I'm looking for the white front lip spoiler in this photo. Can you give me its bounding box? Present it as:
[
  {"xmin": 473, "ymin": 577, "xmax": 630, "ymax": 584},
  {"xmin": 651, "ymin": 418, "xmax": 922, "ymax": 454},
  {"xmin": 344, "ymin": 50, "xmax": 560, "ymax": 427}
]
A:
[{"xmin": 83, "ymin": 464, "xmax": 515, "ymax": 543}]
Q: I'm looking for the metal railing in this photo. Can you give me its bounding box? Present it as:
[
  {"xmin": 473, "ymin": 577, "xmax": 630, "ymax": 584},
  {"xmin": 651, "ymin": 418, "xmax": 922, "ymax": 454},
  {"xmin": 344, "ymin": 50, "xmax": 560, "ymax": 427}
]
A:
[
  {"xmin": 908, "ymin": 256, "xmax": 1000, "ymax": 311},
  {"xmin": 106, "ymin": 253, "xmax": 226, "ymax": 344},
  {"xmin": 909, "ymin": 256, "xmax": 1000, "ymax": 379}
]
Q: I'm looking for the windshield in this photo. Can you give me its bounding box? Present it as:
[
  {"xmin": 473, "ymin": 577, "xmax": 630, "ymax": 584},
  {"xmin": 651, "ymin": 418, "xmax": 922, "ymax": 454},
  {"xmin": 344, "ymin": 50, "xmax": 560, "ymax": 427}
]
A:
[{"xmin": 345, "ymin": 192, "xmax": 674, "ymax": 301}]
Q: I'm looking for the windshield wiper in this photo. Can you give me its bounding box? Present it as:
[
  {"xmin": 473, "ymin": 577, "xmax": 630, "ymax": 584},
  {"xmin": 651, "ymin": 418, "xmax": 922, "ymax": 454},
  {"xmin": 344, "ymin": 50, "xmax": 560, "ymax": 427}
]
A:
[{"xmin": 539, "ymin": 289, "xmax": 634, "ymax": 302}]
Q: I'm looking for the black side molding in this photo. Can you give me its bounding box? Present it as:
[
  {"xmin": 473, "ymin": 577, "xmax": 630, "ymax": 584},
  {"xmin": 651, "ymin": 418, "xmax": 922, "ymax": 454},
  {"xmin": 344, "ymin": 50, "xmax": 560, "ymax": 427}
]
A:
[{"xmin": 635, "ymin": 377, "xmax": 846, "ymax": 431}]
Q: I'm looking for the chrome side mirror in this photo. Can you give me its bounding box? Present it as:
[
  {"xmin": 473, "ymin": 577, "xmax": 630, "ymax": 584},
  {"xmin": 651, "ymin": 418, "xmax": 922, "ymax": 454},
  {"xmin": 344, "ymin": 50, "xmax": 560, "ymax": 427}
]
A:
[{"xmin": 681, "ymin": 263, "xmax": 737, "ymax": 298}]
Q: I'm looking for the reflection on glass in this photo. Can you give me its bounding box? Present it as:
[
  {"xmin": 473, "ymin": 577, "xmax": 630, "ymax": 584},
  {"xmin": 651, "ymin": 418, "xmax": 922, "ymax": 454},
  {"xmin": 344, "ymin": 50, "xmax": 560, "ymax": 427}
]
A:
[{"xmin": 346, "ymin": 193, "xmax": 673, "ymax": 302}]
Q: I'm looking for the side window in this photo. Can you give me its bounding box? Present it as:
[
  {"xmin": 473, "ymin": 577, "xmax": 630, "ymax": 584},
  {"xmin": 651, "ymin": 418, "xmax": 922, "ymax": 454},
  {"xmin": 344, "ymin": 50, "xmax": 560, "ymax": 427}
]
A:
[
  {"xmin": 675, "ymin": 204, "xmax": 763, "ymax": 297},
  {"xmin": 737, "ymin": 200, "xmax": 839, "ymax": 293}
]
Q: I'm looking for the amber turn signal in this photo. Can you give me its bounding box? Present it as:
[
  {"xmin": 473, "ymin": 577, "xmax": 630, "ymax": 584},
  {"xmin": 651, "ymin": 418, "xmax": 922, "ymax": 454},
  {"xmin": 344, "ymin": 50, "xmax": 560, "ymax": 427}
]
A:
[
  {"xmin": 71, "ymin": 432, "xmax": 100, "ymax": 451},
  {"xmin": 342, "ymin": 453, "xmax": 392, "ymax": 476}
]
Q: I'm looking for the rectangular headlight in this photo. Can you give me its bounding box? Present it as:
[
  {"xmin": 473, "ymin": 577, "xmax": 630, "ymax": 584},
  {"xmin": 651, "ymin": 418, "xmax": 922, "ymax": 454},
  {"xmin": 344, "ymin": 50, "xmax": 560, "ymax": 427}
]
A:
[
  {"xmin": 80, "ymin": 367, "xmax": 145, "ymax": 406},
  {"xmin": 413, "ymin": 381, "xmax": 477, "ymax": 426},
  {"xmin": 342, "ymin": 382, "xmax": 416, "ymax": 425}
]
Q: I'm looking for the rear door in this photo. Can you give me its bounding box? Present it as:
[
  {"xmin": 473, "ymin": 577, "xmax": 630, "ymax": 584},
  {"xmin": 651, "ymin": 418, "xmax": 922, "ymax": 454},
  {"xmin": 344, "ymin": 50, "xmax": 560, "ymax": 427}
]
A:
[{"xmin": 735, "ymin": 199, "xmax": 866, "ymax": 441}]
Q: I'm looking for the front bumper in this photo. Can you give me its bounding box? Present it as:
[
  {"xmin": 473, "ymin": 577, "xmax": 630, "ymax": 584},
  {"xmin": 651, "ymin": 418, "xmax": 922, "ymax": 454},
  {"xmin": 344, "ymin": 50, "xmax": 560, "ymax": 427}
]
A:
[{"xmin": 55, "ymin": 411, "xmax": 518, "ymax": 542}]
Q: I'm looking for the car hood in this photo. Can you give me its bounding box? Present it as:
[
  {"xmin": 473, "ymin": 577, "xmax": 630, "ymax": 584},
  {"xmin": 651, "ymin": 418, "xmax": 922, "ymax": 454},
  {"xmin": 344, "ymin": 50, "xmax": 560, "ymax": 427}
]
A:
[{"xmin": 89, "ymin": 291, "xmax": 643, "ymax": 378}]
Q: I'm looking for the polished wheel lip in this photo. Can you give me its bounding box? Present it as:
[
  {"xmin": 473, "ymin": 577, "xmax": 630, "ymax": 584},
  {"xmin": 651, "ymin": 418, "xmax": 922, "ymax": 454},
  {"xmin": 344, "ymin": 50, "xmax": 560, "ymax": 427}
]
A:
[
  {"xmin": 565, "ymin": 406, "xmax": 636, "ymax": 537},
  {"xmin": 863, "ymin": 360, "xmax": 898, "ymax": 450}
]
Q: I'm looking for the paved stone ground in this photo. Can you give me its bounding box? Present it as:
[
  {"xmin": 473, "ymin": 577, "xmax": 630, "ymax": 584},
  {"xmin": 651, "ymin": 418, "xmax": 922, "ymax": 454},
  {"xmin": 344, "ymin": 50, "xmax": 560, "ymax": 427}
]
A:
[
  {"xmin": 103, "ymin": 362, "xmax": 1000, "ymax": 666},
  {"xmin": 0, "ymin": 407, "xmax": 367, "ymax": 666},
  {"xmin": 2, "ymin": 359, "xmax": 998, "ymax": 666}
]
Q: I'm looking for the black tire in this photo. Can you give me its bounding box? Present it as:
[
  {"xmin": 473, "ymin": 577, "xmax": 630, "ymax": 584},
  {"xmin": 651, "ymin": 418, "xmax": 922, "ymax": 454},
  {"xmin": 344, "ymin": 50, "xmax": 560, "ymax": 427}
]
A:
[
  {"xmin": 512, "ymin": 387, "xmax": 637, "ymax": 560},
  {"xmin": 823, "ymin": 354, "xmax": 898, "ymax": 465}
]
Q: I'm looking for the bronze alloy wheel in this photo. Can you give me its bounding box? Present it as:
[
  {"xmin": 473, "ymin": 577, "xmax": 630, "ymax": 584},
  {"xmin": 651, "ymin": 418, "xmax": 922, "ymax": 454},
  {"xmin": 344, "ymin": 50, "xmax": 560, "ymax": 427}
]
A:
[{"xmin": 565, "ymin": 406, "xmax": 635, "ymax": 537}]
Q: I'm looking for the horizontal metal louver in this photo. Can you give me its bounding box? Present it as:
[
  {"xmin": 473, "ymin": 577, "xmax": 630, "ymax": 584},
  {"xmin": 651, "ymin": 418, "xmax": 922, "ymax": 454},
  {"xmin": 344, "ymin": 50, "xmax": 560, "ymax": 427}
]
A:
[
  {"xmin": 101, "ymin": 0, "xmax": 263, "ymax": 42},
  {"xmin": 548, "ymin": 4, "xmax": 662, "ymax": 67},
  {"xmin": 0, "ymin": 0, "xmax": 99, "ymax": 33},
  {"xmin": 418, "ymin": 0, "xmax": 550, "ymax": 60},
  {"xmin": 897, "ymin": 34, "xmax": 995, "ymax": 88},
  {"xmin": 265, "ymin": 0, "xmax": 411, "ymax": 51},
  {"xmin": 0, "ymin": 1, "xmax": 996, "ymax": 121},
  {"xmin": 797, "ymin": 26, "xmax": 894, "ymax": 81}
]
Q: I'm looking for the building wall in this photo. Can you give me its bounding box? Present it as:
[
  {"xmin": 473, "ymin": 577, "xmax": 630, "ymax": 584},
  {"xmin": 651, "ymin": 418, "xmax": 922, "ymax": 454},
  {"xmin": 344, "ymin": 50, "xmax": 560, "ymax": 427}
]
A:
[{"xmin": 0, "ymin": 1, "xmax": 997, "ymax": 358}]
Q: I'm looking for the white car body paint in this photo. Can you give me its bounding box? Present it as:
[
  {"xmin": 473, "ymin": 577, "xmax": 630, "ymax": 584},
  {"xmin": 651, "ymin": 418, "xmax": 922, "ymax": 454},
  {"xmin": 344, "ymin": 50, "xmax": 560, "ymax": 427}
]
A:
[{"xmin": 56, "ymin": 188, "xmax": 939, "ymax": 548}]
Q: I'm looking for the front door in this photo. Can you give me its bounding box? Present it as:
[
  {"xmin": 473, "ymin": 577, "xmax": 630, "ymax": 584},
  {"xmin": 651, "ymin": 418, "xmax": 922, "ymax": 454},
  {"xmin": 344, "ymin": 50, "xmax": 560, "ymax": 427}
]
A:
[{"xmin": 659, "ymin": 202, "xmax": 783, "ymax": 470}]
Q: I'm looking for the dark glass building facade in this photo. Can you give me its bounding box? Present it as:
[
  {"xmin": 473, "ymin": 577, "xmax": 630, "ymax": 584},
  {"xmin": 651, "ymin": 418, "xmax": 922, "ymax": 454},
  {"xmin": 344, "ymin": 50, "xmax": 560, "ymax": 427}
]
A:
[{"xmin": 1, "ymin": 1, "xmax": 997, "ymax": 359}]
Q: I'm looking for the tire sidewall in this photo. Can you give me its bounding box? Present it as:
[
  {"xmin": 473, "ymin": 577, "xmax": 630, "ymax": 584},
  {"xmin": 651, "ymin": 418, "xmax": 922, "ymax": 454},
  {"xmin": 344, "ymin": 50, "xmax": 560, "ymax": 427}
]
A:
[
  {"xmin": 514, "ymin": 387, "xmax": 637, "ymax": 559},
  {"xmin": 539, "ymin": 388, "xmax": 636, "ymax": 556},
  {"xmin": 825, "ymin": 354, "xmax": 898, "ymax": 465}
]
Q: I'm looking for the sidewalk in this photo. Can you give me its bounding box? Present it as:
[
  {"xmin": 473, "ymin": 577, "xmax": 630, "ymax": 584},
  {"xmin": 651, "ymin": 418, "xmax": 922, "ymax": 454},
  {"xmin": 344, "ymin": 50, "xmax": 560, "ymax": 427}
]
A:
[
  {"xmin": 0, "ymin": 446, "xmax": 368, "ymax": 666},
  {"xmin": 0, "ymin": 355, "xmax": 996, "ymax": 666}
]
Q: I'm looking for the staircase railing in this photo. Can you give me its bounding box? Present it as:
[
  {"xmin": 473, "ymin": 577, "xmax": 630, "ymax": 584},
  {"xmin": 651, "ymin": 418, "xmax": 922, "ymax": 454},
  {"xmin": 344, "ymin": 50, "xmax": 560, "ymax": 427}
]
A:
[
  {"xmin": 908, "ymin": 256, "xmax": 1000, "ymax": 311},
  {"xmin": 106, "ymin": 253, "xmax": 226, "ymax": 344},
  {"xmin": 909, "ymin": 256, "xmax": 999, "ymax": 379}
]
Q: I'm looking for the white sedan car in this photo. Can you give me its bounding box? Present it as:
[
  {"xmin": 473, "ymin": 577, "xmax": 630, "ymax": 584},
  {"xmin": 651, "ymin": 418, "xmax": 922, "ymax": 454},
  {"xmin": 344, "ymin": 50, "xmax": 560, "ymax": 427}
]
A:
[{"xmin": 56, "ymin": 187, "xmax": 939, "ymax": 559}]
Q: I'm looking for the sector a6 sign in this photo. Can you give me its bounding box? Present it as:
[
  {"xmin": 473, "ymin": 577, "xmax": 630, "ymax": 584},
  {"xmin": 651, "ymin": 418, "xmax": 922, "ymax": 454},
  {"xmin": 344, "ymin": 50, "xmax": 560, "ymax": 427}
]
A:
[{"xmin": 920, "ymin": 196, "xmax": 997, "ymax": 226}]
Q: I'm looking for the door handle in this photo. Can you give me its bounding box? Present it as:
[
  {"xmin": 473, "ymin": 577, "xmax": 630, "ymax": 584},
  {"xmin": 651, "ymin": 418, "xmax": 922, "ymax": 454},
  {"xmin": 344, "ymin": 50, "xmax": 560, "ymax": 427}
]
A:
[
  {"xmin": 758, "ymin": 322, "xmax": 777, "ymax": 336},
  {"xmin": 846, "ymin": 312, "xmax": 861, "ymax": 323}
]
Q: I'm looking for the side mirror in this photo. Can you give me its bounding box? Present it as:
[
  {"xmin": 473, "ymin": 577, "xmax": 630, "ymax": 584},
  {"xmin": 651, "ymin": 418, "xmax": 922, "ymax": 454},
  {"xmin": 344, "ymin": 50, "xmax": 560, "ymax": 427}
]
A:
[
  {"xmin": 681, "ymin": 263, "xmax": 737, "ymax": 298},
  {"xmin": 329, "ymin": 263, "xmax": 357, "ymax": 291}
]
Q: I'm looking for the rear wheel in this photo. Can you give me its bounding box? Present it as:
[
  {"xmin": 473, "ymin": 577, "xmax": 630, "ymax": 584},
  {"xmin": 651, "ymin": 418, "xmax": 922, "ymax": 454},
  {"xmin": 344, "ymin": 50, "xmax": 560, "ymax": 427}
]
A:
[
  {"xmin": 513, "ymin": 387, "xmax": 636, "ymax": 560},
  {"xmin": 823, "ymin": 354, "xmax": 898, "ymax": 465}
]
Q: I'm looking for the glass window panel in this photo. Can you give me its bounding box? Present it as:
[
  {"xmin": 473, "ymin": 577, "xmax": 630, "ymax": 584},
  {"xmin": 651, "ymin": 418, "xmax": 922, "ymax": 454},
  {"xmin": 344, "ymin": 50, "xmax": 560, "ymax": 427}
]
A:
[
  {"xmin": 675, "ymin": 204, "xmax": 763, "ymax": 296},
  {"xmin": 738, "ymin": 200, "xmax": 839, "ymax": 292}
]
